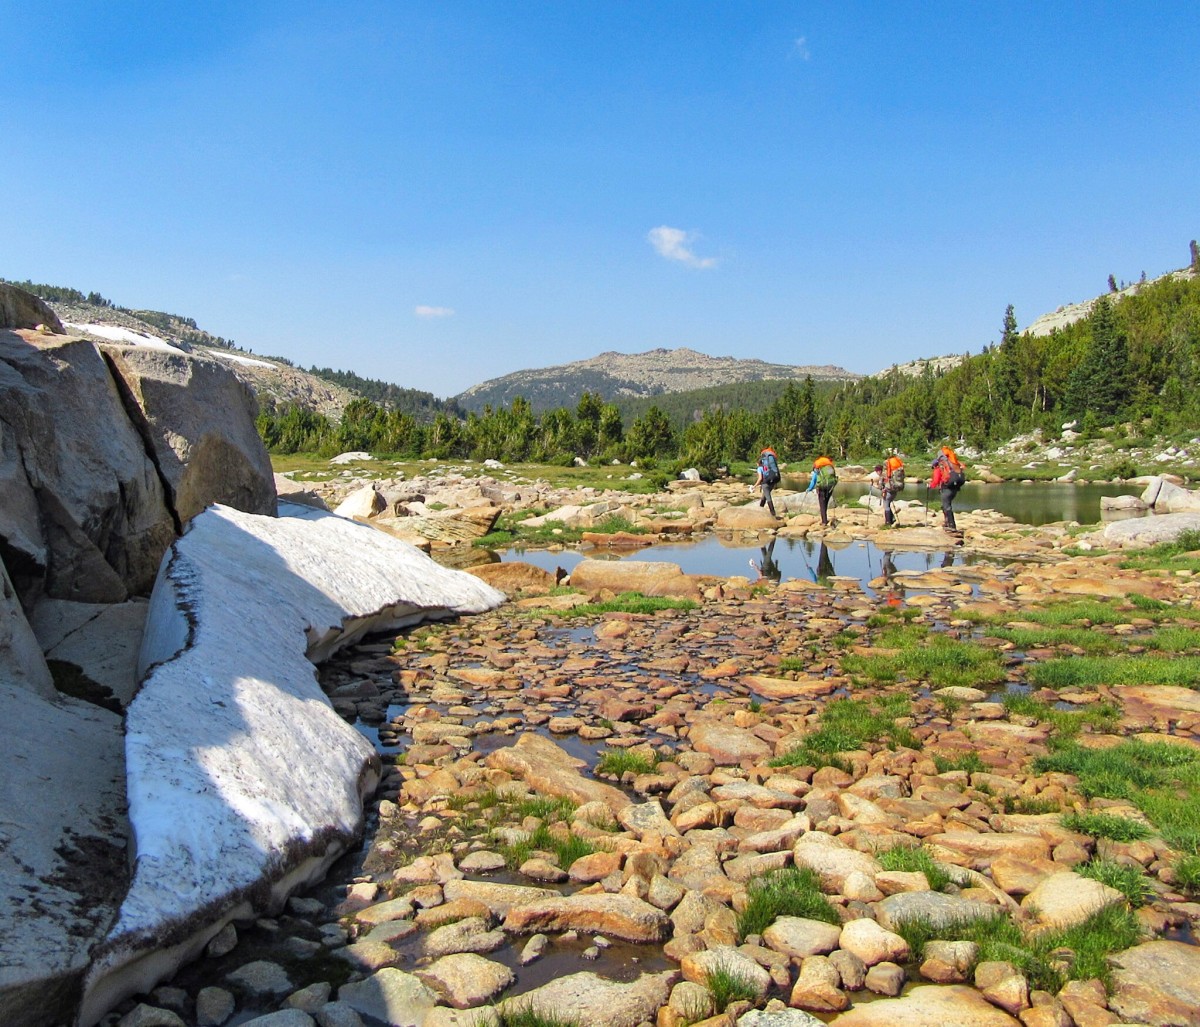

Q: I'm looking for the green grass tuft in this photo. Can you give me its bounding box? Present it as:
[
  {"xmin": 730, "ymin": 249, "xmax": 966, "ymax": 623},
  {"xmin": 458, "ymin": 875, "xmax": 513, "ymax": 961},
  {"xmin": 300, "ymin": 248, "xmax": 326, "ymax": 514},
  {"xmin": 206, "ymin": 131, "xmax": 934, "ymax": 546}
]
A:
[
  {"xmin": 1078, "ymin": 857, "xmax": 1151, "ymax": 907},
  {"xmin": 1002, "ymin": 693, "xmax": 1120, "ymax": 736},
  {"xmin": 553, "ymin": 591, "xmax": 697, "ymax": 618},
  {"xmin": 1029, "ymin": 655, "xmax": 1200, "ymax": 690},
  {"xmin": 1061, "ymin": 811, "xmax": 1152, "ymax": 843},
  {"xmin": 491, "ymin": 1004, "xmax": 582, "ymax": 1027},
  {"xmin": 595, "ymin": 748, "xmax": 657, "ymax": 777},
  {"xmin": 1036, "ymin": 740, "xmax": 1200, "ymax": 853},
  {"xmin": 841, "ymin": 633, "xmax": 1005, "ymax": 689},
  {"xmin": 703, "ymin": 965, "xmax": 761, "ymax": 1012},
  {"xmin": 737, "ymin": 867, "xmax": 839, "ymax": 939},
  {"xmin": 932, "ymin": 751, "xmax": 987, "ymax": 775},
  {"xmin": 876, "ymin": 844, "xmax": 953, "ymax": 891},
  {"xmin": 891, "ymin": 904, "xmax": 1141, "ymax": 993},
  {"xmin": 1173, "ymin": 853, "xmax": 1200, "ymax": 896},
  {"xmin": 769, "ymin": 696, "xmax": 918, "ymax": 769}
]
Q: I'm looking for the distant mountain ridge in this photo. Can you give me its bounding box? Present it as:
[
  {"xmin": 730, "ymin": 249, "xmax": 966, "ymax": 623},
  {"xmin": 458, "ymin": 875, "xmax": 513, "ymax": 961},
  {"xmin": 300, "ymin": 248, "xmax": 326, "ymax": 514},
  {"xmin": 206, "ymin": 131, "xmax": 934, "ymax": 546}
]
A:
[{"xmin": 454, "ymin": 346, "xmax": 858, "ymax": 413}]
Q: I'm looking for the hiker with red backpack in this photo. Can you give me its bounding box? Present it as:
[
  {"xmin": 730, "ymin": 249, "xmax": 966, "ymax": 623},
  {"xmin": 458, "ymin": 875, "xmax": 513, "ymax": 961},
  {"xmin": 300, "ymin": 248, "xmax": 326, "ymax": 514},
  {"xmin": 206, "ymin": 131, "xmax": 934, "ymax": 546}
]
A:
[
  {"xmin": 930, "ymin": 445, "xmax": 966, "ymax": 535},
  {"xmin": 752, "ymin": 447, "xmax": 781, "ymax": 518},
  {"xmin": 805, "ymin": 456, "xmax": 838, "ymax": 527}
]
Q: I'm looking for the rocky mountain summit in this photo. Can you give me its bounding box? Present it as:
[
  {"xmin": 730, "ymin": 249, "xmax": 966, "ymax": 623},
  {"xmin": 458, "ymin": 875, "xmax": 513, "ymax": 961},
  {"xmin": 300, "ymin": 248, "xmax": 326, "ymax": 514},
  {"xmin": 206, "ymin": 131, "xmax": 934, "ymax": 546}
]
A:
[{"xmin": 455, "ymin": 347, "xmax": 859, "ymax": 413}]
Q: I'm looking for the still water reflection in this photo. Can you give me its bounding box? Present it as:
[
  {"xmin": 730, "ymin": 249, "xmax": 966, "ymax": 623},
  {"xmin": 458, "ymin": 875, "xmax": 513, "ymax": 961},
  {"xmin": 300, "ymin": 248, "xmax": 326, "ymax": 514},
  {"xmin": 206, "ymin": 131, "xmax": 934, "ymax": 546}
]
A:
[{"xmin": 500, "ymin": 534, "xmax": 967, "ymax": 589}]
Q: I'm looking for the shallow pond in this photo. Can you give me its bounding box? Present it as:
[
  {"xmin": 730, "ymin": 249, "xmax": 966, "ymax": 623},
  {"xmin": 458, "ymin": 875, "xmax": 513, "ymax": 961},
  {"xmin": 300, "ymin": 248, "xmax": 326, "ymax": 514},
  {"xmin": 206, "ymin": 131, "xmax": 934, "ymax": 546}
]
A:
[{"xmin": 500, "ymin": 535, "xmax": 976, "ymax": 589}]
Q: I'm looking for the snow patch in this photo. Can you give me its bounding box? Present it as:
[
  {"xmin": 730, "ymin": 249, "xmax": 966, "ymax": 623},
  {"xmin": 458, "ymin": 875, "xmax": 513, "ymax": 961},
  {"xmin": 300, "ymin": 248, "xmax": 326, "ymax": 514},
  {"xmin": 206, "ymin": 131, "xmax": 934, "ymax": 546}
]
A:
[
  {"xmin": 79, "ymin": 504, "xmax": 505, "ymax": 1024},
  {"xmin": 65, "ymin": 322, "xmax": 180, "ymax": 352},
  {"xmin": 203, "ymin": 349, "xmax": 276, "ymax": 369}
]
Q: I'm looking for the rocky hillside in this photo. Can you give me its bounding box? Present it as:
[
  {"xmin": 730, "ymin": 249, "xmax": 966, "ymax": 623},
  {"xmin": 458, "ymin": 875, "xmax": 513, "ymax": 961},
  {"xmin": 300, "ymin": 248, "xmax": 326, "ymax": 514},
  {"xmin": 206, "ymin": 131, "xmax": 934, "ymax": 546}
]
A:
[
  {"xmin": 1023, "ymin": 267, "xmax": 1197, "ymax": 338},
  {"xmin": 44, "ymin": 298, "xmax": 357, "ymax": 421},
  {"xmin": 455, "ymin": 347, "xmax": 859, "ymax": 413}
]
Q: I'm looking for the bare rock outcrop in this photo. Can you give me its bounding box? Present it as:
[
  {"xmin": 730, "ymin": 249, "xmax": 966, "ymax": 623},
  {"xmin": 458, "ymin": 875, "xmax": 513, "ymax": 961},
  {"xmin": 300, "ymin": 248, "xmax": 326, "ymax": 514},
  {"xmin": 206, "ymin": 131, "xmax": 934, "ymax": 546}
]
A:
[
  {"xmin": 0, "ymin": 330, "xmax": 177, "ymax": 603},
  {"xmin": 101, "ymin": 344, "xmax": 276, "ymax": 523},
  {"xmin": 0, "ymin": 329, "xmax": 276, "ymax": 605},
  {"xmin": 0, "ymin": 282, "xmax": 64, "ymax": 332}
]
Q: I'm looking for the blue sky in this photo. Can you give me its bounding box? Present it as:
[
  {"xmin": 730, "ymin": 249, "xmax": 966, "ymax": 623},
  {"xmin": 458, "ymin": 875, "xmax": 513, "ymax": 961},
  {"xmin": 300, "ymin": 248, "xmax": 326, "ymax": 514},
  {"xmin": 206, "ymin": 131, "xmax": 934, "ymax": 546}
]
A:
[{"xmin": 5, "ymin": 2, "xmax": 1198, "ymax": 398}]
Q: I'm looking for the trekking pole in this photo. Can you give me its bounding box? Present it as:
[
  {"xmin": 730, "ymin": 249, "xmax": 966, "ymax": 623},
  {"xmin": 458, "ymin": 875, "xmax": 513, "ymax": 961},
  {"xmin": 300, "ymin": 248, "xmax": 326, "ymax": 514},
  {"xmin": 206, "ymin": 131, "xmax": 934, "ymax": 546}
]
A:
[
  {"xmin": 797, "ymin": 540, "xmax": 817, "ymax": 582},
  {"xmin": 923, "ymin": 483, "xmax": 930, "ymax": 527}
]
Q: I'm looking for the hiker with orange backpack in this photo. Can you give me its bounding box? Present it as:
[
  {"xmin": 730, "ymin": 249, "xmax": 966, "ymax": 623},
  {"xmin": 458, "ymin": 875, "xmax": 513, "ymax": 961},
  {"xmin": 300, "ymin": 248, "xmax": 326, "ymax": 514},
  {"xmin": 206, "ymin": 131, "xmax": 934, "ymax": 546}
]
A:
[
  {"xmin": 929, "ymin": 445, "xmax": 966, "ymax": 535},
  {"xmin": 879, "ymin": 454, "xmax": 905, "ymax": 527},
  {"xmin": 805, "ymin": 456, "xmax": 838, "ymax": 527}
]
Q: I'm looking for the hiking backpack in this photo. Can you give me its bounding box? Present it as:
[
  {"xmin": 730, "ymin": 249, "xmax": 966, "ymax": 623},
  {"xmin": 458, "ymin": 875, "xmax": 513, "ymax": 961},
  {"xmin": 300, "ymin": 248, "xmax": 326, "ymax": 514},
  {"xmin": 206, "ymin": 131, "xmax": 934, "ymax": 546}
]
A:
[
  {"xmin": 815, "ymin": 464, "xmax": 838, "ymax": 489},
  {"xmin": 761, "ymin": 452, "xmax": 781, "ymax": 485},
  {"xmin": 888, "ymin": 465, "xmax": 906, "ymax": 492},
  {"xmin": 943, "ymin": 451, "xmax": 966, "ymax": 488}
]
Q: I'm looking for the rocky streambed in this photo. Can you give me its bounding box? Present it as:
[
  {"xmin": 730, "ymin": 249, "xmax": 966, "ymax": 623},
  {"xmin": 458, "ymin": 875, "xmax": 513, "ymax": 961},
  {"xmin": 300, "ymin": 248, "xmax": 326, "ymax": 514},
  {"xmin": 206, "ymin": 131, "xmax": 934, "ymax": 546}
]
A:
[{"xmin": 99, "ymin": 541, "xmax": 1200, "ymax": 1027}]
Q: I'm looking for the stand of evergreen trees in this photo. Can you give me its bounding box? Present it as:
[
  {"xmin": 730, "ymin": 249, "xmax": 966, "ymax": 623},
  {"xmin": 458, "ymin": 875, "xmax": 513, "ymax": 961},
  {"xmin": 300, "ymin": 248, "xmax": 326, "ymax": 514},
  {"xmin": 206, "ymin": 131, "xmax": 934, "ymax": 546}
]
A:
[{"xmin": 258, "ymin": 272, "xmax": 1200, "ymax": 473}]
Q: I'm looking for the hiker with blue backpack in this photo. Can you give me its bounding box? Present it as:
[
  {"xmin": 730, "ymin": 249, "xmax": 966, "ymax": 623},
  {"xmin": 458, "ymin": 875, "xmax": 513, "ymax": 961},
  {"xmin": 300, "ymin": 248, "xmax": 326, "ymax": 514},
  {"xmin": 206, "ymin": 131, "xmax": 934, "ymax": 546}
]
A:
[
  {"xmin": 805, "ymin": 456, "xmax": 838, "ymax": 527},
  {"xmin": 752, "ymin": 447, "xmax": 781, "ymax": 518}
]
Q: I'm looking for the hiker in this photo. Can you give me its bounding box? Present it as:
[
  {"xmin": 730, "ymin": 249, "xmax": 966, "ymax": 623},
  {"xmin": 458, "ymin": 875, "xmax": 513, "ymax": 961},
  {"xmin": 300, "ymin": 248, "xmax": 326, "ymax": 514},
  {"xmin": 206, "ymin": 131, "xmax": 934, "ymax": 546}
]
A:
[
  {"xmin": 881, "ymin": 454, "xmax": 905, "ymax": 526},
  {"xmin": 930, "ymin": 445, "xmax": 966, "ymax": 535},
  {"xmin": 752, "ymin": 446, "xmax": 781, "ymax": 517},
  {"xmin": 805, "ymin": 456, "xmax": 838, "ymax": 527}
]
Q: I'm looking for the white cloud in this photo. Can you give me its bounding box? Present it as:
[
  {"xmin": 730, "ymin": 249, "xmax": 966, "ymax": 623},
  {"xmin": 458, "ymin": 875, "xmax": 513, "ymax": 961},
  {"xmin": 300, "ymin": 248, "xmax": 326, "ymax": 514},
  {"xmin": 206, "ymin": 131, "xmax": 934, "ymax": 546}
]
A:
[
  {"xmin": 414, "ymin": 305, "xmax": 455, "ymax": 319},
  {"xmin": 647, "ymin": 226, "xmax": 718, "ymax": 269},
  {"xmin": 792, "ymin": 36, "xmax": 810, "ymax": 60}
]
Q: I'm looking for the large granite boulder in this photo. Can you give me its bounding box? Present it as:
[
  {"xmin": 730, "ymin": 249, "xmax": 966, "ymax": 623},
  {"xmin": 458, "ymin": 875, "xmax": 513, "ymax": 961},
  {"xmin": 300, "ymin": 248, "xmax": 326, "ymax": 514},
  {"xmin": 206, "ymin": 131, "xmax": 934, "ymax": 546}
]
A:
[
  {"xmin": 0, "ymin": 681, "xmax": 126, "ymax": 1027},
  {"xmin": 569, "ymin": 558, "xmax": 702, "ymax": 600},
  {"xmin": 1101, "ymin": 511, "xmax": 1200, "ymax": 549},
  {"xmin": 0, "ymin": 283, "xmax": 64, "ymax": 332},
  {"xmin": 101, "ymin": 344, "xmax": 276, "ymax": 523},
  {"xmin": 0, "ymin": 331, "xmax": 177, "ymax": 602},
  {"xmin": 1141, "ymin": 475, "xmax": 1200, "ymax": 513},
  {"xmin": 0, "ymin": 330, "xmax": 276, "ymax": 606},
  {"xmin": 1109, "ymin": 939, "xmax": 1200, "ymax": 1025}
]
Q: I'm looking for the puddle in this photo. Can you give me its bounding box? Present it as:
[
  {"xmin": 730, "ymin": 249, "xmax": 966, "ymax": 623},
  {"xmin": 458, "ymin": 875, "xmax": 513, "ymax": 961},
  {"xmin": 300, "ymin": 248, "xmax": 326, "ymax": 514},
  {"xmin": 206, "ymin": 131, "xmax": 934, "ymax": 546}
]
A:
[{"xmin": 1164, "ymin": 919, "xmax": 1198, "ymax": 945}]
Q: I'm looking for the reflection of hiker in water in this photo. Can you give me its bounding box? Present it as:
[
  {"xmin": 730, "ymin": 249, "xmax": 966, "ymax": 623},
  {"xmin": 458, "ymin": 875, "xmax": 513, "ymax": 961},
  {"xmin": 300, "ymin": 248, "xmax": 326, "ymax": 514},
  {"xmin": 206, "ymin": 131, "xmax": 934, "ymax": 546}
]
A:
[
  {"xmin": 752, "ymin": 537, "xmax": 782, "ymax": 583},
  {"xmin": 941, "ymin": 549, "xmax": 956, "ymax": 569},
  {"xmin": 816, "ymin": 542, "xmax": 834, "ymax": 582},
  {"xmin": 880, "ymin": 549, "xmax": 896, "ymax": 580}
]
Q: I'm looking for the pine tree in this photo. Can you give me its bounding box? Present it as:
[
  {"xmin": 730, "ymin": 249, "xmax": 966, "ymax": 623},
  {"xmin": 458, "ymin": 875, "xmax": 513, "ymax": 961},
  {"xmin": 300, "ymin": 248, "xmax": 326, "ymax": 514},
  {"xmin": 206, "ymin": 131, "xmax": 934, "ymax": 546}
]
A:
[{"xmin": 1065, "ymin": 296, "xmax": 1129, "ymax": 420}]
